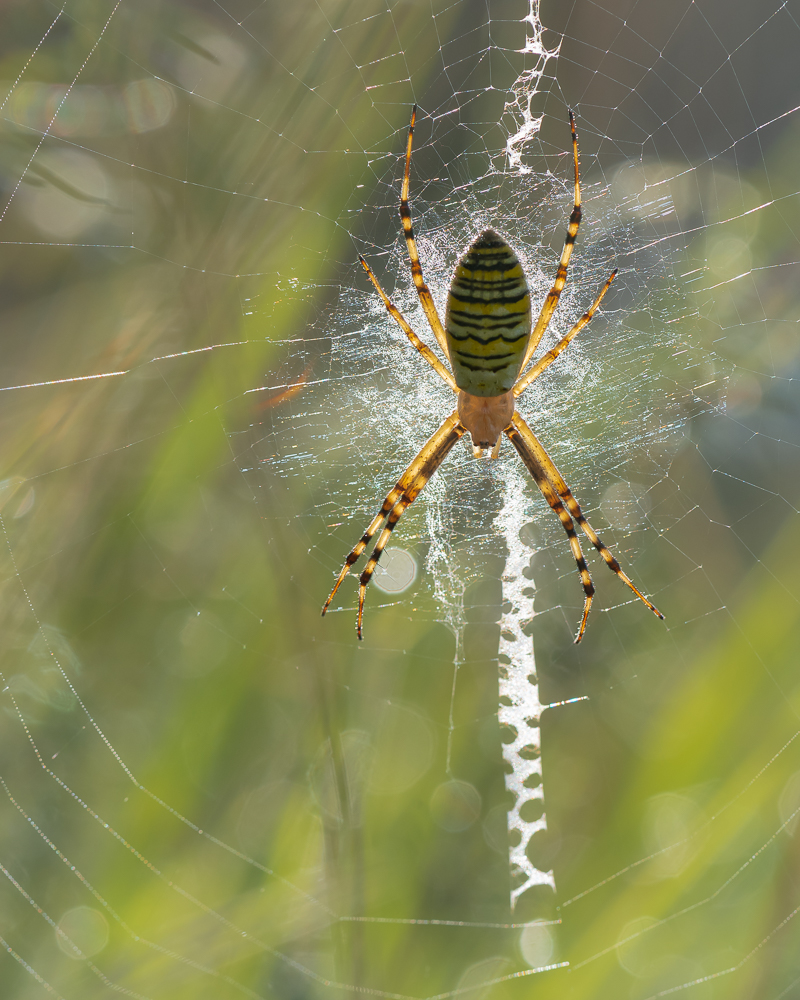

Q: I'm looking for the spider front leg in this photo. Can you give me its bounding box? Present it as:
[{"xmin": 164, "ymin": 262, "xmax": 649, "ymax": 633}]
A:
[
  {"xmin": 322, "ymin": 411, "xmax": 466, "ymax": 638},
  {"xmin": 505, "ymin": 418, "xmax": 595, "ymax": 641},
  {"xmin": 508, "ymin": 412, "xmax": 663, "ymax": 630}
]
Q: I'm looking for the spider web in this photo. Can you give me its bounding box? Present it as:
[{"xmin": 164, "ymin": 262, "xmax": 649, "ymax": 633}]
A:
[{"xmin": 1, "ymin": 0, "xmax": 800, "ymax": 998}]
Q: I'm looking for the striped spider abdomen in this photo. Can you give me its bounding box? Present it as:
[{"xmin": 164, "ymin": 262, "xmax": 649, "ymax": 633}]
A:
[{"xmin": 445, "ymin": 229, "xmax": 532, "ymax": 397}]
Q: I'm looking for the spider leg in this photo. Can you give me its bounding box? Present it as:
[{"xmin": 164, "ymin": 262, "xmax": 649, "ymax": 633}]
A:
[
  {"xmin": 513, "ymin": 269, "xmax": 617, "ymax": 398},
  {"xmin": 504, "ymin": 420, "xmax": 595, "ymax": 642},
  {"xmin": 321, "ymin": 497, "xmax": 403, "ymax": 617},
  {"xmin": 508, "ymin": 412, "xmax": 664, "ymax": 622},
  {"xmin": 399, "ymin": 106, "xmax": 451, "ymax": 362},
  {"xmin": 358, "ymin": 255, "xmax": 457, "ymax": 390},
  {"xmin": 355, "ymin": 495, "xmax": 414, "ymax": 638},
  {"xmin": 322, "ymin": 411, "xmax": 466, "ymax": 638},
  {"xmin": 518, "ymin": 111, "xmax": 583, "ymax": 375}
]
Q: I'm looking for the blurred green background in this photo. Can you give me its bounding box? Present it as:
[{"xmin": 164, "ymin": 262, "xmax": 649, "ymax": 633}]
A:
[{"xmin": 1, "ymin": 0, "xmax": 800, "ymax": 997}]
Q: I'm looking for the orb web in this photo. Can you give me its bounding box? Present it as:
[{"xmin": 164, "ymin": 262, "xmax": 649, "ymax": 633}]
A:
[{"xmin": 1, "ymin": 0, "xmax": 799, "ymax": 997}]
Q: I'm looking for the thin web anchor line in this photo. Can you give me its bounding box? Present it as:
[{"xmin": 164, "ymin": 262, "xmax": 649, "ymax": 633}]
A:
[
  {"xmin": 0, "ymin": 341, "xmax": 252, "ymax": 392},
  {"xmin": 0, "ymin": 0, "xmax": 123, "ymax": 226}
]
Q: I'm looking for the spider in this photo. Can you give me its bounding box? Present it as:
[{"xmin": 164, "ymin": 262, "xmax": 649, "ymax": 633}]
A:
[{"xmin": 322, "ymin": 107, "xmax": 663, "ymax": 642}]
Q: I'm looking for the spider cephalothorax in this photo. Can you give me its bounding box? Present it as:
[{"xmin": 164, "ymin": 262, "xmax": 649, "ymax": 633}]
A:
[{"xmin": 322, "ymin": 107, "xmax": 663, "ymax": 642}]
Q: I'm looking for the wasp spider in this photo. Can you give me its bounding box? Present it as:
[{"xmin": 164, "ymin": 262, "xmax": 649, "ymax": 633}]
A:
[{"xmin": 323, "ymin": 108, "xmax": 663, "ymax": 642}]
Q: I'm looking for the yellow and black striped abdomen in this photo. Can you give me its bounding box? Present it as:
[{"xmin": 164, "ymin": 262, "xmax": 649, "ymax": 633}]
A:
[{"xmin": 445, "ymin": 229, "xmax": 532, "ymax": 397}]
